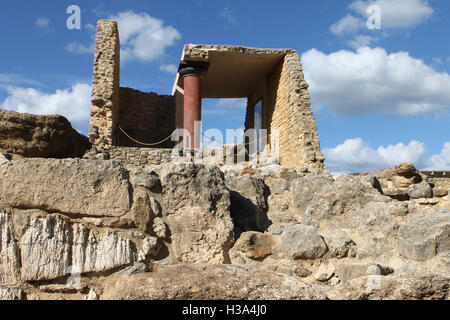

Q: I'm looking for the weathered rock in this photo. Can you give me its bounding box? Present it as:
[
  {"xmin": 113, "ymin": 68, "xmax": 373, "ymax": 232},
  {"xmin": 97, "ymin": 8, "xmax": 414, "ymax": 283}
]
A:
[
  {"xmin": 328, "ymin": 274, "xmax": 449, "ymax": 300},
  {"xmin": 289, "ymin": 175, "xmax": 334, "ymax": 215},
  {"xmin": 321, "ymin": 229, "xmax": 356, "ymax": 259},
  {"xmin": 129, "ymin": 167, "xmax": 161, "ymax": 190},
  {"xmin": 0, "ymin": 212, "xmax": 21, "ymax": 286},
  {"xmin": 365, "ymin": 162, "xmax": 422, "ymax": 189},
  {"xmin": 130, "ymin": 189, "xmax": 154, "ymax": 233},
  {"xmin": 152, "ymin": 217, "xmax": 167, "ymax": 239},
  {"xmin": 0, "ymin": 158, "xmax": 131, "ymax": 217},
  {"xmin": 231, "ymin": 232, "xmax": 275, "ymax": 261},
  {"xmin": 383, "ymin": 188, "xmax": 410, "ymax": 201},
  {"xmin": 20, "ymin": 214, "xmax": 137, "ymax": 281},
  {"xmin": 302, "ymin": 175, "xmax": 389, "ymax": 226},
  {"xmin": 265, "ymin": 259, "xmax": 313, "ymax": 278},
  {"xmin": 0, "ymin": 288, "xmax": 23, "ymax": 300},
  {"xmin": 397, "ymin": 210, "xmax": 450, "ymax": 261},
  {"xmin": 433, "ymin": 188, "xmax": 448, "ymax": 198},
  {"xmin": 334, "ymin": 261, "xmax": 394, "ymax": 283},
  {"xmin": 0, "ymin": 108, "xmax": 90, "ymax": 158},
  {"xmin": 281, "ymin": 225, "xmax": 328, "ymax": 260},
  {"xmin": 160, "ymin": 164, "xmax": 234, "ymax": 264},
  {"xmin": 101, "ymin": 264, "xmax": 327, "ymax": 300},
  {"xmin": 314, "ymin": 262, "xmax": 336, "ymax": 282},
  {"xmin": 226, "ymin": 175, "xmax": 271, "ymax": 236},
  {"xmin": 408, "ymin": 181, "xmax": 433, "ymax": 199}
]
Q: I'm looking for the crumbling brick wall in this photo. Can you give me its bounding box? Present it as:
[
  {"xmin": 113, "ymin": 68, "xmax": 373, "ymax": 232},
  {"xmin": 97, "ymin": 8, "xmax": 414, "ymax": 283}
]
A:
[
  {"xmin": 88, "ymin": 20, "xmax": 120, "ymax": 148},
  {"xmin": 117, "ymin": 88, "xmax": 176, "ymax": 148},
  {"xmin": 245, "ymin": 52, "xmax": 325, "ymax": 172}
]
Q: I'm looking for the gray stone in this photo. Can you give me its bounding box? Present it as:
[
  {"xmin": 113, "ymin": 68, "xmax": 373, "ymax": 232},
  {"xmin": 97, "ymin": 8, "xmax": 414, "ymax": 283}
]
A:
[
  {"xmin": 397, "ymin": 211, "xmax": 450, "ymax": 261},
  {"xmin": 407, "ymin": 181, "xmax": 433, "ymax": 199},
  {"xmin": 334, "ymin": 262, "xmax": 394, "ymax": 283},
  {"xmin": 0, "ymin": 158, "xmax": 131, "ymax": 217},
  {"xmin": 281, "ymin": 224, "xmax": 328, "ymax": 260},
  {"xmin": 101, "ymin": 264, "xmax": 327, "ymax": 300},
  {"xmin": 382, "ymin": 188, "xmax": 410, "ymax": 201},
  {"xmin": 160, "ymin": 164, "xmax": 234, "ymax": 264},
  {"xmin": 130, "ymin": 167, "xmax": 161, "ymax": 190}
]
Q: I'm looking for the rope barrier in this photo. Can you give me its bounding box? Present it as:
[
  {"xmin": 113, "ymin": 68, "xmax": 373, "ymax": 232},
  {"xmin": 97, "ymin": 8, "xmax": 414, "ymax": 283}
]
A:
[
  {"xmin": 118, "ymin": 125, "xmax": 176, "ymax": 147},
  {"xmin": 118, "ymin": 126, "xmax": 268, "ymax": 148},
  {"xmin": 201, "ymin": 133, "xmax": 268, "ymax": 147}
]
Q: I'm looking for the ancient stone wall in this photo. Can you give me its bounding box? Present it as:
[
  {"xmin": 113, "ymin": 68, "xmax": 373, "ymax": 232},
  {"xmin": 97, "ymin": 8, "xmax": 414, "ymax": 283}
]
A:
[
  {"xmin": 117, "ymin": 88, "xmax": 176, "ymax": 148},
  {"xmin": 245, "ymin": 53, "xmax": 325, "ymax": 172},
  {"xmin": 421, "ymin": 172, "xmax": 450, "ymax": 191},
  {"xmin": 88, "ymin": 20, "xmax": 120, "ymax": 148},
  {"xmin": 106, "ymin": 146, "xmax": 173, "ymax": 168}
]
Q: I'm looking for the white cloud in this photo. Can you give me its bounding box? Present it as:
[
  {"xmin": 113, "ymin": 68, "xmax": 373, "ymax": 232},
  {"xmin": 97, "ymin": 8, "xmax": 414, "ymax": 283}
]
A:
[
  {"xmin": 66, "ymin": 41, "xmax": 95, "ymax": 54},
  {"xmin": 301, "ymin": 47, "xmax": 450, "ymax": 116},
  {"xmin": 425, "ymin": 142, "xmax": 450, "ymax": 170},
  {"xmin": 323, "ymin": 138, "xmax": 427, "ymax": 173},
  {"xmin": 66, "ymin": 11, "xmax": 181, "ymax": 64},
  {"xmin": 159, "ymin": 64, "xmax": 178, "ymax": 74},
  {"xmin": 331, "ymin": 0, "xmax": 434, "ymax": 47},
  {"xmin": 35, "ymin": 17, "xmax": 50, "ymax": 28},
  {"xmin": 349, "ymin": 0, "xmax": 434, "ymax": 29},
  {"xmin": 330, "ymin": 14, "xmax": 365, "ymax": 35},
  {"xmin": 219, "ymin": 6, "xmax": 238, "ymax": 25},
  {"xmin": 110, "ymin": 11, "xmax": 181, "ymax": 63},
  {"xmin": 1, "ymin": 83, "xmax": 91, "ymax": 134}
]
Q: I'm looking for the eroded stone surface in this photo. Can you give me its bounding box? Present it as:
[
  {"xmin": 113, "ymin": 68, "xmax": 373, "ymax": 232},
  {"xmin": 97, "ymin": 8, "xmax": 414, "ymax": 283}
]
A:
[
  {"xmin": 0, "ymin": 158, "xmax": 131, "ymax": 217},
  {"xmin": 101, "ymin": 264, "xmax": 327, "ymax": 300}
]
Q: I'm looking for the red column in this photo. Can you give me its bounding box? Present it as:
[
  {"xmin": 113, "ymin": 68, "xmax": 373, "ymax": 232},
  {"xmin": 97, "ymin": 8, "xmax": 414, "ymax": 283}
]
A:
[{"xmin": 183, "ymin": 75, "xmax": 202, "ymax": 149}]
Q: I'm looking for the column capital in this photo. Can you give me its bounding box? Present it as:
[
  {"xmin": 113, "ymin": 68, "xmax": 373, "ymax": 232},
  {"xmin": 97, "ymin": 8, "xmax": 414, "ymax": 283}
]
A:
[{"xmin": 178, "ymin": 60, "xmax": 210, "ymax": 78}]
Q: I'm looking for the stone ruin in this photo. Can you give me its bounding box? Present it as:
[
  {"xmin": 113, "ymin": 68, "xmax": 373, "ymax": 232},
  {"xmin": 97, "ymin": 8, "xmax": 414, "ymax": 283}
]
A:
[{"xmin": 86, "ymin": 20, "xmax": 325, "ymax": 171}]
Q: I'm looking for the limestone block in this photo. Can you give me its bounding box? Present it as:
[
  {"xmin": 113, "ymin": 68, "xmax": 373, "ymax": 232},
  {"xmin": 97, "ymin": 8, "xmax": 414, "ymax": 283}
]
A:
[{"xmin": 0, "ymin": 158, "xmax": 131, "ymax": 217}]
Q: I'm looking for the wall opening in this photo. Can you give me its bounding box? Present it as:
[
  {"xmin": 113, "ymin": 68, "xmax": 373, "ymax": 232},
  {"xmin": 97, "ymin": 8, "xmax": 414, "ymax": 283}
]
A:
[{"xmin": 201, "ymin": 98, "xmax": 248, "ymax": 149}]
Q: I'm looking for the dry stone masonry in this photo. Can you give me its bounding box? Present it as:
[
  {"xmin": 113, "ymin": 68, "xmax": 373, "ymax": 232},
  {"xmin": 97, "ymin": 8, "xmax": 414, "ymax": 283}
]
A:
[{"xmin": 86, "ymin": 20, "xmax": 325, "ymax": 172}]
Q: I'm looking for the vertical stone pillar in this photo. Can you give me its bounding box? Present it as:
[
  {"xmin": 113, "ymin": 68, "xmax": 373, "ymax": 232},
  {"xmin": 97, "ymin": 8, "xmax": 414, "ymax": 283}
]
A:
[
  {"xmin": 179, "ymin": 61, "xmax": 209, "ymax": 149},
  {"xmin": 88, "ymin": 20, "xmax": 120, "ymax": 149}
]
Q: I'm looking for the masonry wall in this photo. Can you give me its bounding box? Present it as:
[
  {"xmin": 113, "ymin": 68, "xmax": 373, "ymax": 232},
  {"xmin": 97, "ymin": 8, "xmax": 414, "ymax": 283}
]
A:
[
  {"xmin": 421, "ymin": 172, "xmax": 450, "ymax": 191},
  {"xmin": 117, "ymin": 88, "xmax": 176, "ymax": 148},
  {"xmin": 245, "ymin": 53, "xmax": 325, "ymax": 172},
  {"xmin": 88, "ymin": 20, "xmax": 120, "ymax": 148}
]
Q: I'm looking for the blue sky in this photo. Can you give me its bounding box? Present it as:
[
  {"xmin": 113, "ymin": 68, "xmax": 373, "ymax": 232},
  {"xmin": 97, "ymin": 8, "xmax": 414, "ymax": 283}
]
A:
[{"xmin": 0, "ymin": 0, "xmax": 449, "ymax": 172}]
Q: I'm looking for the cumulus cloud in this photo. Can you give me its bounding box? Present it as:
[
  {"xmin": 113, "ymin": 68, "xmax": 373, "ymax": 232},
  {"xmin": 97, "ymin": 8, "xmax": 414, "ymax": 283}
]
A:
[
  {"xmin": 425, "ymin": 142, "xmax": 450, "ymax": 170},
  {"xmin": 35, "ymin": 17, "xmax": 50, "ymax": 28},
  {"xmin": 66, "ymin": 11, "xmax": 181, "ymax": 64},
  {"xmin": 323, "ymin": 138, "xmax": 428, "ymax": 173},
  {"xmin": 349, "ymin": 0, "xmax": 434, "ymax": 29},
  {"xmin": 110, "ymin": 11, "xmax": 181, "ymax": 63},
  {"xmin": 159, "ymin": 64, "xmax": 178, "ymax": 74},
  {"xmin": 1, "ymin": 83, "xmax": 91, "ymax": 134},
  {"xmin": 330, "ymin": 14, "xmax": 365, "ymax": 35},
  {"xmin": 331, "ymin": 0, "xmax": 434, "ymax": 47},
  {"xmin": 301, "ymin": 47, "xmax": 450, "ymax": 116}
]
